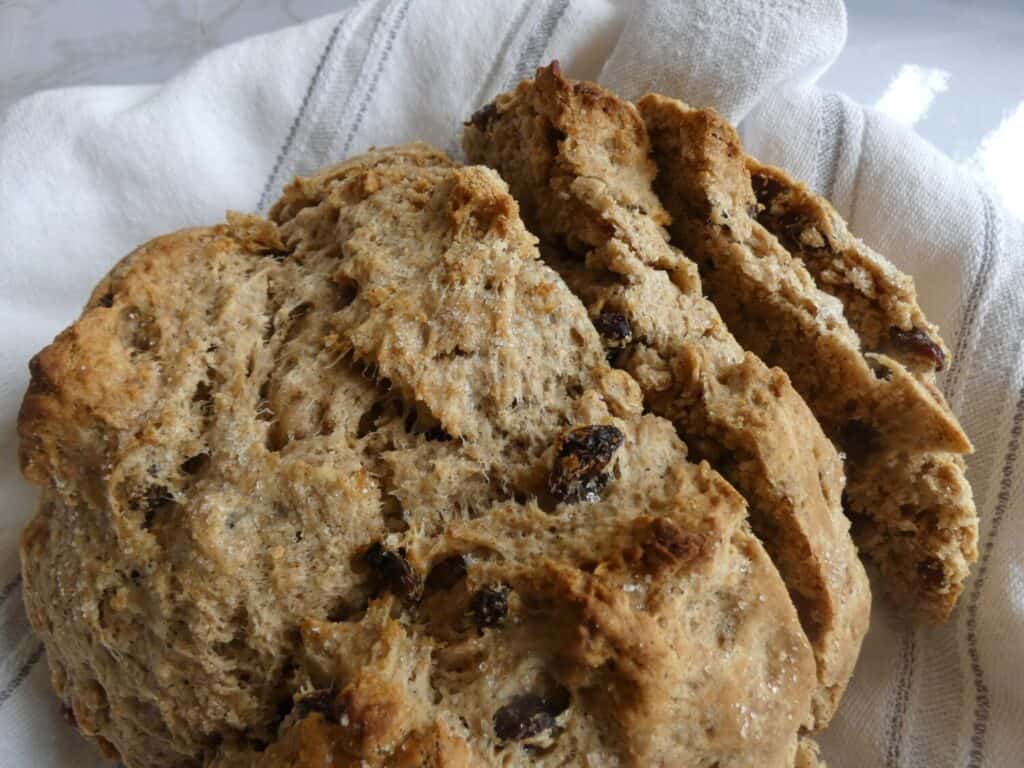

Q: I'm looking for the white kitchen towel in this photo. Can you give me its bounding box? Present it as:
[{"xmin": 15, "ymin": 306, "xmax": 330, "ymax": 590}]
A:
[{"xmin": 0, "ymin": 0, "xmax": 1020, "ymax": 765}]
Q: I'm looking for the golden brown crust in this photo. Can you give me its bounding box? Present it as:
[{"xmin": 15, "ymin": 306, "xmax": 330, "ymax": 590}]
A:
[
  {"xmin": 463, "ymin": 64, "xmax": 868, "ymax": 726},
  {"xmin": 20, "ymin": 146, "xmax": 815, "ymax": 767},
  {"xmin": 639, "ymin": 93, "xmax": 977, "ymax": 619}
]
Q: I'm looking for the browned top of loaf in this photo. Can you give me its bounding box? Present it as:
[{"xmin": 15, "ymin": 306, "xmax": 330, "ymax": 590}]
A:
[{"xmin": 18, "ymin": 145, "xmax": 815, "ymax": 768}]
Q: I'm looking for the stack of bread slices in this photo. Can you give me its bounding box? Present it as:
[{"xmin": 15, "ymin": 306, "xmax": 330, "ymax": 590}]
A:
[{"xmin": 17, "ymin": 64, "xmax": 975, "ymax": 768}]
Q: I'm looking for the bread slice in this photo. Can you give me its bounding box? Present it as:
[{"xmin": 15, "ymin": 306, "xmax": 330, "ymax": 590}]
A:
[
  {"xmin": 464, "ymin": 63, "xmax": 869, "ymax": 726},
  {"xmin": 19, "ymin": 145, "xmax": 815, "ymax": 767},
  {"xmin": 747, "ymin": 161, "xmax": 948, "ymax": 371},
  {"xmin": 638, "ymin": 94, "xmax": 977, "ymax": 620}
]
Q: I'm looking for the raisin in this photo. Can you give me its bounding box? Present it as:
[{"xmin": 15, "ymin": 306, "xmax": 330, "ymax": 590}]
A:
[
  {"xmin": 424, "ymin": 554, "xmax": 467, "ymax": 592},
  {"xmin": 549, "ymin": 425, "xmax": 624, "ymax": 503},
  {"xmin": 130, "ymin": 485, "xmax": 174, "ymax": 530},
  {"xmin": 280, "ymin": 689, "xmax": 338, "ymax": 730},
  {"xmin": 403, "ymin": 409, "xmax": 418, "ymax": 434},
  {"xmin": 751, "ymin": 173, "xmax": 784, "ymax": 208},
  {"xmin": 326, "ymin": 598, "xmax": 363, "ymax": 622},
  {"xmin": 838, "ymin": 420, "xmax": 879, "ymax": 462},
  {"xmin": 180, "ymin": 453, "xmax": 210, "ymax": 475},
  {"xmin": 363, "ymin": 542, "xmax": 421, "ymax": 601},
  {"xmin": 132, "ymin": 485, "xmax": 173, "ymax": 510},
  {"xmin": 592, "ymin": 312, "xmax": 632, "ymax": 349},
  {"xmin": 470, "ymin": 584, "xmax": 509, "ymax": 630},
  {"xmin": 466, "ymin": 101, "xmax": 499, "ymax": 131},
  {"xmin": 640, "ymin": 518, "xmax": 705, "ymax": 572},
  {"xmin": 918, "ymin": 557, "xmax": 946, "ymax": 591},
  {"xmin": 97, "ymin": 292, "xmax": 114, "ymax": 308},
  {"xmin": 866, "ymin": 356, "xmax": 893, "ymax": 381},
  {"xmin": 778, "ymin": 210, "xmax": 804, "ymax": 233},
  {"xmin": 423, "ymin": 425, "xmax": 452, "ymax": 442},
  {"xmin": 119, "ymin": 306, "xmax": 160, "ymax": 352},
  {"xmin": 889, "ymin": 326, "xmax": 945, "ymax": 371},
  {"xmin": 192, "ymin": 380, "xmax": 214, "ymax": 417},
  {"xmin": 292, "ymin": 689, "xmax": 338, "ymax": 721},
  {"xmin": 493, "ymin": 692, "xmax": 569, "ymax": 742},
  {"xmin": 25, "ymin": 354, "xmax": 56, "ymax": 396}
]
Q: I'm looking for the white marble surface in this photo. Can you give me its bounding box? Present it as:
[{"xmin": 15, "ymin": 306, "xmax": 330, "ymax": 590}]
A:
[{"xmin": 1, "ymin": 0, "xmax": 1021, "ymax": 214}]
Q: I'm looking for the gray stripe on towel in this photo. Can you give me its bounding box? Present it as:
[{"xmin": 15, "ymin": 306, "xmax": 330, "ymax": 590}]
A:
[
  {"xmin": 816, "ymin": 91, "xmax": 846, "ymax": 198},
  {"xmin": 945, "ymin": 187, "xmax": 998, "ymax": 404},
  {"xmin": 0, "ymin": 573, "xmax": 21, "ymax": 608},
  {"xmin": 966, "ymin": 383, "xmax": 1024, "ymax": 767},
  {"xmin": 339, "ymin": 0, "xmax": 414, "ymax": 157},
  {"xmin": 505, "ymin": 0, "xmax": 571, "ymax": 89},
  {"xmin": 465, "ymin": 2, "xmax": 535, "ymax": 120},
  {"xmin": 0, "ymin": 639, "xmax": 44, "ymax": 711},
  {"xmin": 884, "ymin": 628, "xmax": 917, "ymax": 768},
  {"xmin": 257, "ymin": 13, "xmax": 349, "ymax": 213}
]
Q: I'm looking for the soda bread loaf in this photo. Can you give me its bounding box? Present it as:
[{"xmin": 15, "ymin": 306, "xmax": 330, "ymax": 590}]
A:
[
  {"xmin": 463, "ymin": 63, "xmax": 869, "ymax": 726},
  {"xmin": 638, "ymin": 94, "xmax": 977, "ymax": 620},
  {"xmin": 19, "ymin": 146, "xmax": 818, "ymax": 766}
]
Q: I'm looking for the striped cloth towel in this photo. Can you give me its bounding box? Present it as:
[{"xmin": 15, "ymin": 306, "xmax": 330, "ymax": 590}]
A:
[{"xmin": 0, "ymin": 1, "xmax": 1020, "ymax": 765}]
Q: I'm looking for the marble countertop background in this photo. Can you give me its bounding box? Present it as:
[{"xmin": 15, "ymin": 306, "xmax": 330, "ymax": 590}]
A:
[{"xmin": 1, "ymin": 0, "xmax": 1022, "ymax": 217}]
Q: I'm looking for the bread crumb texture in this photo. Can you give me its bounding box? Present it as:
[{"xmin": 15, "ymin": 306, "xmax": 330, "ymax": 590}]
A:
[
  {"xmin": 638, "ymin": 92, "xmax": 975, "ymax": 621},
  {"xmin": 19, "ymin": 144, "xmax": 815, "ymax": 767}
]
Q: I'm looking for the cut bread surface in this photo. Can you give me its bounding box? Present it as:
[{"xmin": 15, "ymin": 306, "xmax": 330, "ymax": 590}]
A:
[
  {"xmin": 638, "ymin": 93, "xmax": 977, "ymax": 620},
  {"xmin": 464, "ymin": 62, "xmax": 869, "ymax": 726}
]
